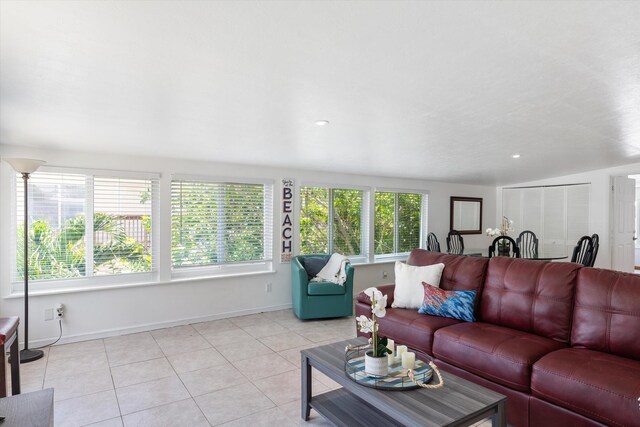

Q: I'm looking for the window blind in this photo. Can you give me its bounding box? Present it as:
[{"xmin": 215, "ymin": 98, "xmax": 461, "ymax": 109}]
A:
[
  {"xmin": 332, "ymin": 189, "xmax": 363, "ymax": 256},
  {"xmin": 299, "ymin": 186, "xmax": 365, "ymax": 257},
  {"xmin": 171, "ymin": 180, "xmax": 273, "ymax": 268},
  {"xmin": 93, "ymin": 177, "xmax": 157, "ymax": 275},
  {"xmin": 397, "ymin": 193, "xmax": 422, "ymax": 253},
  {"xmin": 300, "ymin": 187, "xmax": 329, "ymax": 254},
  {"xmin": 374, "ymin": 191, "xmax": 424, "ymax": 256},
  {"xmin": 15, "ymin": 172, "xmax": 87, "ymax": 281},
  {"xmin": 14, "ymin": 171, "xmax": 158, "ymax": 282}
]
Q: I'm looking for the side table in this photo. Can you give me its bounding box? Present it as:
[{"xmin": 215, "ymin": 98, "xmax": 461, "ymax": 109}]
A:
[{"xmin": 0, "ymin": 317, "xmax": 20, "ymax": 398}]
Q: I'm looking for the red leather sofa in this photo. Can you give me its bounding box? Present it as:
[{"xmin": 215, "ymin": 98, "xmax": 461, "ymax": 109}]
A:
[{"xmin": 355, "ymin": 249, "xmax": 640, "ymax": 427}]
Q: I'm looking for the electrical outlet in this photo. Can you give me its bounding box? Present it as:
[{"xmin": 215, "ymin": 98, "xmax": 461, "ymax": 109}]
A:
[
  {"xmin": 44, "ymin": 308, "xmax": 54, "ymax": 321},
  {"xmin": 382, "ymin": 270, "xmax": 388, "ymax": 279},
  {"xmin": 265, "ymin": 283, "xmax": 273, "ymax": 293},
  {"xmin": 56, "ymin": 303, "xmax": 64, "ymax": 319}
]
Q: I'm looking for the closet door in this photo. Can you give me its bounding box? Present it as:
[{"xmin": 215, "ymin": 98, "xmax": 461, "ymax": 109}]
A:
[
  {"xmin": 566, "ymin": 184, "xmax": 590, "ymax": 255},
  {"xmin": 502, "ymin": 188, "xmax": 522, "ymax": 234},
  {"xmin": 542, "ymin": 187, "xmax": 566, "ymax": 254},
  {"xmin": 521, "ymin": 187, "xmax": 543, "ymax": 236}
]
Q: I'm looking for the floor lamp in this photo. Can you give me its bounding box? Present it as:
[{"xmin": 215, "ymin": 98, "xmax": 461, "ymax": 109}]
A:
[{"xmin": 4, "ymin": 158, "xmax": 46, "ymax": 363}]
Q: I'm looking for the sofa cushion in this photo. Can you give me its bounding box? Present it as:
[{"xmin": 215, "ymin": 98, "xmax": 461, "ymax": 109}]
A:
[
  {"xmin": 407, "ymin": 250, "xmax": 489, "ymax": 313},
  {"xmin": 392, "ymin": 261, "xmax": 444, "ymax": 309},
  {"xmin": 376, "ymin": 307, "xmax": 461, "ymax": 355},
  {"xmin": 418, "ymin": 284, "xmax": 476, "ymax": 322},
  {"xmin": 433, "ymin": 322, "xmax": 566, "ymax": 392},
  {"xmin": 531, "ymin": 348, "xmax": 640, "ymax": 427},
  {"xmin": 307, "ymin": 281, "xmax": 346, "ymax": 296},
  {"xmin": 572, "ymin": 268, "xmax": 640, "ymax": 360},
  {"xmin": 481, "ymin": 257, "xmax": 580, "ymax": 342}
]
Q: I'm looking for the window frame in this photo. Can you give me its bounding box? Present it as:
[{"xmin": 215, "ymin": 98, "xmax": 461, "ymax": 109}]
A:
[
  {"xmin": 372, "ymin": 188, "xmax": 429, "ymax": 262},
  {"xmin": 170, "ymin": 174, "xmax": 275, "ymax": 280},
  {"xmin": 10, "ymin": 166, "xmax": 160, "ymax": 294},
  {"xmin": 299, "ymin": 182, "xmax": 370, "ymax": 263}
]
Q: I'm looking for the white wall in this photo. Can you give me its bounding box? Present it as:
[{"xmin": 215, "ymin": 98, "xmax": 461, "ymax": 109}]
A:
[
  {"xmin": 634, "ymin": 176, "xmax": 640, "ymax": 268},
  {"xmin": 0, "ymin": 144, "xmax": 496, "ymax": 345},
  {"xmin": 497, "ymin": 161, "xmax": 640, "ymax": 270}
]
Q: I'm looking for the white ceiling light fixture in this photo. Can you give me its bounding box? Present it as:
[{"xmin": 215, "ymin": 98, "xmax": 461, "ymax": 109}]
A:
[
  {"xmin": 512, "ymin": 154, "xmax": 521, "ymax": 159},
  {"xmin": 315, "ymin": 120, "xmax": 330, "ymax": 126}
]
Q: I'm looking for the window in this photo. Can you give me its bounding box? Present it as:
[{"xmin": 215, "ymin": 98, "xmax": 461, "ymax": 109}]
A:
[
  {"xmin": 14, "ymin": 170, "xmax": 158, "ymax": 289},
  {"xmin": 300, "ymin": 186, "xmax": 367, "ymax": 258},
  {"xmin": 374, "ymin": 191, "xmax": 426, "ymax": 257},
  {"xmin": 171, "ymin": 179, "xmax": 273, "ymax": 275}
]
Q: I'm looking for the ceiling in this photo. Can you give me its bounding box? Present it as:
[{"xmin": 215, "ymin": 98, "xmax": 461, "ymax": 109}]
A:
[{"xmin": 1, "ymin": 1, "xmax": 639, "ymax": 186}]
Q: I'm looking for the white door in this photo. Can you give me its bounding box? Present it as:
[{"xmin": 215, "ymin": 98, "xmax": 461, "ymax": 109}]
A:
[{"xmin": 612, "ymin": 176, "xmax": 636, "ymax": 272}]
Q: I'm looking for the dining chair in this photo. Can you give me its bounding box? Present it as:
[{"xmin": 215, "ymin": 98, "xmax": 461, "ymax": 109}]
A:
[
  {"xmin": 588, "ymin": 234, "xmax": 599, "ymax": 267},
  {"xmin": 516, "ymin": 230, "xmax": 538, "ymax": 259},
  {"xmin": 488, "ymin": 236, "xmax": 520, "ymax": 258},
  {"xmin": 446, "ymin": 230, "xmax": 464, "ymax": 255},
  {"xmin": 571, "ymin": 236, "xmax": 594, "ymax": 266},
  {"xmin": 427, "ymin": 232, "xmax": 441, "ymax": 252}
]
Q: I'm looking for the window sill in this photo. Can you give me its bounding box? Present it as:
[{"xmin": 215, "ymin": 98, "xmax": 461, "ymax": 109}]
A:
[
  {"xmin": 351, "ymin": 255, "xmax": 409, "ymax": 266},
  {"xmin": 4, "ymin": 269, "xmax": 278, "ymax": 299},
  {"xmin": 170, "ymin": 269, "xmax": 277, "ymax": 283}
]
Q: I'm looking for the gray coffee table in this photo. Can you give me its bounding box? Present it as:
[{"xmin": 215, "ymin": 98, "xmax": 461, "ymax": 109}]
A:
[{"xmin": 301, "ymin": 338, "xmax": 506, "ymax": 427}]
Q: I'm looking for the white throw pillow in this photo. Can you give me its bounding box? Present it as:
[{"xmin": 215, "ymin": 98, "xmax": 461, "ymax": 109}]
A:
[{"xmin": 392, "ymin": 261, "xmax": 445, "ymax": 309}]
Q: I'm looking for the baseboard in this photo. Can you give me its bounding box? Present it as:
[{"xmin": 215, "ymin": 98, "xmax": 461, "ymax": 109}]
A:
[{"xmin": 27, "ymin": 303, "xmax": 293, "ymax": 347}]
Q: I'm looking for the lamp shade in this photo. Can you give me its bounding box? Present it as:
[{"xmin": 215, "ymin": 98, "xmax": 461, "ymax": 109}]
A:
[{"xmin": 4, "ymin": 158, "xmax": 46, "ymax": 174}]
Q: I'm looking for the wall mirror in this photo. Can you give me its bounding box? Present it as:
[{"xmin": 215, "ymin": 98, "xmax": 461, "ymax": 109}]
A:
[{"xmin": 450, "ymin": 197, "xmax": 483, "ymax": 234}]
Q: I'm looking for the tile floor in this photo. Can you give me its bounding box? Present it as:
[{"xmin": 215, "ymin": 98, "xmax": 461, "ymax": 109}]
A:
[
  {"xmin": 6, "ymin": 310, "xmax": 352, "ymax": 427},
  {"xmin": 6, "ymin": 309, "xmax": 491, "ymax": 427}
]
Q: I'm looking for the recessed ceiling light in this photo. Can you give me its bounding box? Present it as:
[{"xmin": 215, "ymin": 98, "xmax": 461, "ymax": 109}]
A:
[
  {"xmin": 315, "ymin": 120, "xmax": 330, "ymax": 126},
  {"xmin": 512, "ymin": 154, "xmax": 521, "ymax": 159}
]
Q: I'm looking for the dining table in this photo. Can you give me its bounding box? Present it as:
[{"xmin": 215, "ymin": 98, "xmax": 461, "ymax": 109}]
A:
[{"xmin": 453, "ymin": 248, "xmax": 568, "ymax": 261}]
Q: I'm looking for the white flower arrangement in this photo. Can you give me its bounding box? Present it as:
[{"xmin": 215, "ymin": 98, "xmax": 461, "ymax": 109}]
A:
[
  {"xmin": 486, "ymin": 216, "xmax": 514, "ymax": 237},
  {"xmin": 356, "ymin": 287, "xmax": 391, "ymax": 358}
]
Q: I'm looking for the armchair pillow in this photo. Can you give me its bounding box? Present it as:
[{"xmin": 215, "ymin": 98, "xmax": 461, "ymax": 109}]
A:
[
  {"xmin": 391, "ymin": 261, "xmax": 445, "ymax": 309},
  {"xmin": 303, "ymin": 256, "xmax": 329, "ymax": 281},
  {"xmin": 418, "ymin": 282, "xmax": 476, "ymax": 322}
]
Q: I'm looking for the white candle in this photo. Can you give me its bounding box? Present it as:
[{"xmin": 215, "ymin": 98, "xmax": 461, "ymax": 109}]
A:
[
  {"xmin": 387, "ymin": 353, "xmax": 395, "ymax": 366},
  {"xmin": 402, "ymin": 351, "xmax": 415, "ymax": 369},
  {"xmin": 386, "ymin": 339, "xmax": 395, "ymax": 357},
  {"xmin": 396, "ymin": 345, "xmax": 407, "ymax": 358}
]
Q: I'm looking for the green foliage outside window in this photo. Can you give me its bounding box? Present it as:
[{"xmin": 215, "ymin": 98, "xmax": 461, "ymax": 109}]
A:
[
  {"xmin": 332, "ymin": 189, "xmax": 363, "ymax": 256},
  {"xmin": 171, "ymin": 181, "xmax": 267, "ymax": 267},
  {"xmin": 374, "ymin": 192, "xmax": 395, "ymax": 254},
  {"xmin": 299, "ymin": 187, "xmax": 329, "ymax": 254},
  {"xmin": 397, "ymin": 193, "xmax": 422, "ymax": 253},
  {"xmin": 16, "ymin": 212, "xmax": 151, "ymax": 281},
  {"xmin": 374, "ymin": 192, "xmax": 422, "ymax": 255},
  {"xmin": 15, "ymin": 173, "xmax": 154, "ymax": 282},
  {"xmin": 300, "ymin": 187, "xmax": 363, "ymax": 256}
]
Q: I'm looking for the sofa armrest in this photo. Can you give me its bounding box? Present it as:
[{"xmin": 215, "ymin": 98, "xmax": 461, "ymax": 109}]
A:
[{"xmin": 356, "ymin": 284, "xmax": 396, "ymax": 307}]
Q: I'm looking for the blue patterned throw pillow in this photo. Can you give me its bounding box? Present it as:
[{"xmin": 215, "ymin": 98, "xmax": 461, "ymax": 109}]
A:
[{"xmin": 418, "ymin": 282, "xmax": 476, "ymax": 322}]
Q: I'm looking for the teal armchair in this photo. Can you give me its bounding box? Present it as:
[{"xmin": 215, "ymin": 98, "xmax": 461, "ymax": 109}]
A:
[{"xmin": 291, "ymin": 254, "xmax": 354, "ymax": 320}]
